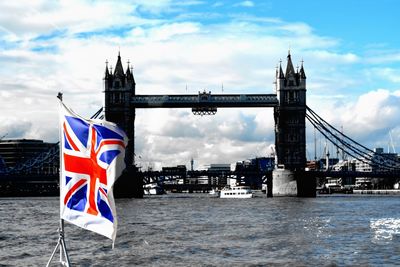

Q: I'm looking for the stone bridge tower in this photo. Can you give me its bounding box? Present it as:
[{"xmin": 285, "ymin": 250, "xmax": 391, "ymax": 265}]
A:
[
  {"xmin": 274, "ymin": 52, "xmax": 306, "ymax": 170},
  {"xmin": 104, "ymin": 53, "xmax": 142, "ymax": 197},
  {"xmin": 274, "ymin": 52, "xmax": 314, "ymax": 196}
]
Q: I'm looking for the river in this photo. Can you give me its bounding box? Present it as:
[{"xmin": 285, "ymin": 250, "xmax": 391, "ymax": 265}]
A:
[{"xmin": 1, "ymin": 193, "xmax": 400, "ymax": 266}]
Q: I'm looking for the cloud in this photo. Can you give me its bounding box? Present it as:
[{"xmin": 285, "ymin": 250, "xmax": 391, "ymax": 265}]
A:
[
  {"xmin": 371, "ymin": 68, "xmax": 400, "ymax": 83},
  {"xmin": 307, "ymin": 50, "xmax": 359, "ymax": 64},
  {"xmin": 308, "ymin": 89, "xmax": 400, "ymax": 155},
  {"xmin": 343, "ymin": 89, "xmax": 400, "ymax": 132},
  {"xmin": 135, "ymin": 22, "xmax": 201, "ymax": 41},
  {"xmin": 0, "ymin": 0, "xmax": 399, "ymax": 169},
  {"xmin": 212, "ymin": 1, "xmax": 224, "ymax": 7},
  {"xmin": 0, "ymin": 119, "xmax": 33, "ymax": 139},
  {"xmin": 365, "ymin": 51, "xmax": 400, "ymax": 64},
  {"xmin": 235, "ymin": 1, "xmax": 255, "ymax": 7}
]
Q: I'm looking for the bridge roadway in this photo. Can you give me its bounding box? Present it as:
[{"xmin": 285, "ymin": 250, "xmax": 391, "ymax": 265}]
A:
[{"xmin": 131, "ymin": 92, "xmax": 279, "ymax": 108}]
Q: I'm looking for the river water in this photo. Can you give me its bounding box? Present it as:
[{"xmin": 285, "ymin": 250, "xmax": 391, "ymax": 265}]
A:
[{"xmin": 1, "ymin": 193, "xmax": 400, "ymax": 266}]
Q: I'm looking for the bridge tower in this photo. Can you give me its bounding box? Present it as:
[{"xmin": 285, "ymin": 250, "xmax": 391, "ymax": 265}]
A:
[
  {"xmin": 104, "ymin": 53, "xmax": 142, "ymax": 197},
  {"xmin": 273, "ymin": 52, "xmax": 315, "ymax": 196}
]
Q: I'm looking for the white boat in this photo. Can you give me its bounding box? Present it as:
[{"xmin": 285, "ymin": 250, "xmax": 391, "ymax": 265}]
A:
[
  {"xmin": 143, "ymin": 184, "xmax": 165, "ymax": 195},
  {"xmin": 219, "ymin": 186, "xmax": 253, "ymax": 199},
  {"xmin": 209, "ymin": 188, "xmax": 218, "ymax": 195}
]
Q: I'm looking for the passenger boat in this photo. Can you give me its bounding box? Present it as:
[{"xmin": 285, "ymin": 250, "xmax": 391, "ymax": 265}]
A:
[
  {"xmin": 143, "ymin": 184, "xmax": 165, "ymax": 195},
  {"xmin": 219, "ymin": 186, "xmax": 253, "ymax": 198}
]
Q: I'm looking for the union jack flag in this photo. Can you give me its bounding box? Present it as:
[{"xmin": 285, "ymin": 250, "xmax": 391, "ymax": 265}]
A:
[{"xmin": 59, "ymin": 101, "xmax": 127, "ymax": 242}]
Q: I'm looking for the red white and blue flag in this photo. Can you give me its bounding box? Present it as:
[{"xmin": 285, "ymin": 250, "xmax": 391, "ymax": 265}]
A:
[{"xmin": 59, "ymin": 101, "xmax": 127, "ymax": 242}]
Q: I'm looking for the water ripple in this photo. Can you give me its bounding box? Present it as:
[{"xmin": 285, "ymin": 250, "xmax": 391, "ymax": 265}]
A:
[
  {"xmin": 1, "ymin": 194, "xmax": 400, "ymax": 266},
  {"xmin": 371, "ymin": 218, "xmax": 400, "ymax": 242}
]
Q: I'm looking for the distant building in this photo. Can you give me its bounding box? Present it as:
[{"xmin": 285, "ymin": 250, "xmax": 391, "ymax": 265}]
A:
[
  {"xmin": 162, "ymin": 165, "xmax": 187, "ymax": 174},
  {"xmin": 319, "ymin": 158, "xmax": 339, "ymax": 170},
  {"xmin": 353, "ymin": 148, "xmax": 399, "ymax": 189},
  {"xmin": 0, "ymin": 139, "xmax": 57, "ymax": 169},
  {"xmin": 208, "ymin": 164, "xmax": 231, "ymax": 186},
  {"xmin": 208, "ymin": 164, "xmax": 231, "ymax": 174},
  {"xmin": 235, "ymin": 157, "xmax": 274, "ymax": 173},
  {"xmin": 235, "ymin": 157, "xmax": 274, "ymax": 188},
  {"xmin": 355, "ymin": 147, "xmax": 398, "ymax": 172}
]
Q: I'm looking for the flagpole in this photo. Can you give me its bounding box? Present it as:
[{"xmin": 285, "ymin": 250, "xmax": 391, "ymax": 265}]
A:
[
  {"xmin": 46, "ymin": 92, "xmax": 71, "ymax": 267},
  {"xmin": 46, "ymin": 219, "xmax": 71, "ymax": 266}
]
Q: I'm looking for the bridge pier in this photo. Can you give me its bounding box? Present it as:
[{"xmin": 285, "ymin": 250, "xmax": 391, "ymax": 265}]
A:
[
  {"xmin": 113, "ymin": 166, "xmax": 143, "ymax": 198},
  {"xmin": 296, "ymin": 171, "xmax": 316, "ymax": 197},
  {"xmin": 266, "ymin": 174, "xmax": 273, "ymax": 197},
  {"xmin": 272, "ymin": 169, "xmax": 297, "ymax": 196},
  {"xmin": 272, "ymin": 169, "xmax": 316, "ymax": 197}
]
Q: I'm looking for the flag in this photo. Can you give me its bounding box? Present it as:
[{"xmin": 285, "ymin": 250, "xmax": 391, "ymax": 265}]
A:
[{"xmin": 59, "ymin": 101, "xmax": 127, "ymax": 242}]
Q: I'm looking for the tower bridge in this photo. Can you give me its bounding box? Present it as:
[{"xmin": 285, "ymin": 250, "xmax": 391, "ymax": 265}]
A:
[
  {"xmin": 105, "ymin": 51, "xmax": 310, "ymax": 197},
  {"xmin": 1, "ymin": 51, "xmax": 400, "ymax": 197}
]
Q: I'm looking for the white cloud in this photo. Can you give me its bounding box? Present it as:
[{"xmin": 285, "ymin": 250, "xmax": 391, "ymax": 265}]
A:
[
  {"xmin": 143, "ymin": 22, "xmax": 201, "ymax": 41},
  {"xmin": 0, "ymin": 0, "xmax": 399, "ymax": 169},
  {"xmin": 307, "ymin": 50, "xmax": 359, "ymax": 64},
  {"xmin": 366, "ymin": 51, "xmax": 400, "ymax": 64},
  {"xmin": 308, "ymin": 89, "xmax": 400, "ymax": 155},
  {"xmin": 371, "ymin": 68, "xmax": 400, "ymax": 83},
  {"xmin": 235, "ymin": 1, "xmax": 255, "ymax": 7},
  {"xmin": 212, "ymin": 1, "xmax": 224, "ymax": 7}
]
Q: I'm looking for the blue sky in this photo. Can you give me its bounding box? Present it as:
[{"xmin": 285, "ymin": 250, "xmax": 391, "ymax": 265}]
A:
[{"xmin": 0, "ymin": 0, "xmax": 399, "ymax": 169}]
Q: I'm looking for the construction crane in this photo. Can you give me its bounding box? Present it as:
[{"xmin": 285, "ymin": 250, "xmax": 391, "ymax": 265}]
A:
[
  {"xmin": 389, "ymin": 131, "xmax": 396, "ymax": 153},
  {"xmin": 0, "ymin": 133, "xmax": 8, "ymax": 141}
]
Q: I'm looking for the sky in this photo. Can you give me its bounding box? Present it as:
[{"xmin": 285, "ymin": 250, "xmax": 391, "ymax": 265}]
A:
[{"xmin": 1, "ymin": 0, "xmax": 400, "ymax": 170}]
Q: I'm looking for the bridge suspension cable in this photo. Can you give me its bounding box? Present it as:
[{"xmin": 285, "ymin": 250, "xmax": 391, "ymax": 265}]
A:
[
  {"xmin": 90, "ymin": 107, "xmax": 104, "ymax": 119},
  {"xmin": 306, "ymin": 106, "xmax": 400, "ymax": 171}
]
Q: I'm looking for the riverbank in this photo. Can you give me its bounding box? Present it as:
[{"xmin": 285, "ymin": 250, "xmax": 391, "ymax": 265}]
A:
[{"xmin": 353, "ymin": 189, "xmax": 400, "ymax": 195}]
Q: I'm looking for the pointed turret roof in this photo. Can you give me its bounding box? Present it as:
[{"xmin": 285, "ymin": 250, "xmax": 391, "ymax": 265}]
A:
[
  {"xmin": 126, "ymin": 63, "xmax": 131, "ymax": 75},
  {"xmin": 299, "ymin": 62, "xmax": 306, "ymax": 79},
  {"xmin": 105, "ymin": 61, "xmax": 110, "ymax": 79},
  {"xmin": 126, "ymin": 60, "xmax": 135, "ymax": 82},
  {"xmin": 279, "ymin": 61, "xmax": 285, "ymax": 79},
  {"xmin": 285, "ymin": 51, "xmax": 296, "ymax": 78},
  {"xmin": 114, "ymin": 52, "xmax": 125, "ymax": 77}
]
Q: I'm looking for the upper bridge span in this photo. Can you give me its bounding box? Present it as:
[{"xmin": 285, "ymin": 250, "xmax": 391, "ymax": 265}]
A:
[{"xmin": 131, "ymin": 92, "xmax": 278, "ymax": 108}]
